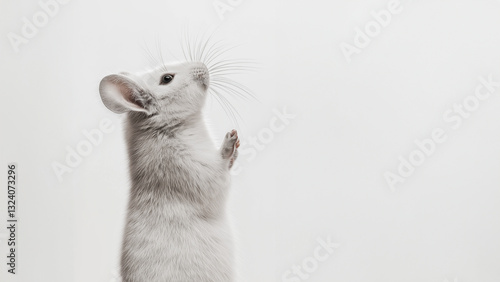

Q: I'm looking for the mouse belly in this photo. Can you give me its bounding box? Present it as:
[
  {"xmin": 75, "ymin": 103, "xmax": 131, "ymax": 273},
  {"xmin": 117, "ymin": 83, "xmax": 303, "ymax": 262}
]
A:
[{"xmin": 120, "ymin": 212, "xmax": 234, "ymax": 282}]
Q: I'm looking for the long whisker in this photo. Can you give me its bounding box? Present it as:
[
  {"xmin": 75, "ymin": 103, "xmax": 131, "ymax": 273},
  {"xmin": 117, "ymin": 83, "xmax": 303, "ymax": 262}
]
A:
[
  {"xmin": 175, "ymin": 28, "xmax": 257, "ymax": 127},
  {"xmin": 210, "ymin": 78, "xmax": 257, "ymax": 101},
  {"xmin": 211, "ymin": 89, "xmax": 241, "ymax": 128},
  {"xmin": 210, "ymin": 82, "xmax": 247, "ymax": 99},
  {"xmin": 193, "ymin": 29, "xmax": 202, "ymax": 62},
  {"xmin": 195, "ymin": 28, "xmax": 210, "ymax": 62},
  {"xmin": 198, "ymin": 28, "xmax": 220, "ymax": 63},
  {"xmin": 208, "ymin": 60, "xmax": 258, "ymax": 71},
  {"xmin": 181, "ymin": 26, "xmax": 194, "ymax": 62},
  {"xmin": 155, "ymin": 36, "xmax": 168, "ymax": 72},
  {"xmin": 203, "ymin": 40, "xmax": 228, "ymax": 67},
  {"xmin": 184, "ymin": 29, "xmax": 190, "ymax": 61},
  {"xmin": 141, "ymin": 42, "xmax": 162, "ymax": 70},
  {"xmin": 164, "ymin": 39, "xmax": 180, "ymax": 62},
  {"xmin": 210, "ymin": 82, "xmax": 250, "ymax": 101},
  {"xmin": 205, "ymin": 42, "xmax": 242, "ymax": 68},
  {"xmin": 180, "ymin": 26, "xmax": 189, "ymax": 62},
  {"xmin": 209, "ymin": 66, "xmax": 258, "ymax": 75},
  {"xmin": 209, "ymin": 89, "xmax": 230, "ymax": 117},
  {"xmin": 218, "ymin": 92, "xmax": 243, "ymax": 128},
  {"xmin": 209, "ymin": 88, "xmax": 240, "ymax": 127},
  {"xmin": 209, "ymin": 67, "xmax": 258, "ymax": 75},
  {"xmin": 187, "ymin": 29, "xmax": 195, "ymax": 62}
]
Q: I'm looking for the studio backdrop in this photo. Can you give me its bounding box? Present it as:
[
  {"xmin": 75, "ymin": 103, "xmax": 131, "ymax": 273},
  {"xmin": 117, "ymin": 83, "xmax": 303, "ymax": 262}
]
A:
[{"xmin": 1, "ymin": 0, "xmax": 500, "ymax": 281}]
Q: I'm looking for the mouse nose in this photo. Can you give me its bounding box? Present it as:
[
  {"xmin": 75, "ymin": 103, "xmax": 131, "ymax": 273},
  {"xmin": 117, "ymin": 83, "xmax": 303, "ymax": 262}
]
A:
[{"xmin": 191, "ymin": 62, "xmax": 209, "ymax": 87}]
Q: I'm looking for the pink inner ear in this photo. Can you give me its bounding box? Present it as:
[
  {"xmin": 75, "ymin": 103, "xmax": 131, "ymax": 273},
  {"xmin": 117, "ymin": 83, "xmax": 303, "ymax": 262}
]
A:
[
  {"xmin": 116, "ymin": 81, "xmax": 143, "ymax": 109},
  {"xmin": 117, "ymin": 82, "xmax": 135, "ymax": 104}
]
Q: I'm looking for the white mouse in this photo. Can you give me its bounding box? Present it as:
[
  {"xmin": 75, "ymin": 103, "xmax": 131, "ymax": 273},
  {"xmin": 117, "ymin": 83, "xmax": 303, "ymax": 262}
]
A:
[{"xmin": 99, "ymin": 61, "xmax": 240, "ymax": 282}]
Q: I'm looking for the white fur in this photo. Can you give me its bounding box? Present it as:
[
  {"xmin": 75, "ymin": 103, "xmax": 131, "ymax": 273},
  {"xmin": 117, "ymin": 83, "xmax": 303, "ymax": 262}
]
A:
[{"xmin": 100, "ymin": 61, "xmax": 237, "ymax": 282}]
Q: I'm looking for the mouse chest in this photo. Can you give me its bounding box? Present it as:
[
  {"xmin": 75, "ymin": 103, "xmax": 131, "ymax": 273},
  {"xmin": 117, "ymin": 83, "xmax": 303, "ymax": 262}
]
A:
[{"xmin": 142, "ymin": 137, "xmax": 220, "ymax": 179}]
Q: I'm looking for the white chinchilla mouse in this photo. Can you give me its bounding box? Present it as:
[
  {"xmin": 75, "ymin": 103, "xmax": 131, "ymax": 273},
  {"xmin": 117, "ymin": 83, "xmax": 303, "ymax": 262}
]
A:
[{"xmin": 99, "ymin": 60, "xmax": 240, "ymax": 282}]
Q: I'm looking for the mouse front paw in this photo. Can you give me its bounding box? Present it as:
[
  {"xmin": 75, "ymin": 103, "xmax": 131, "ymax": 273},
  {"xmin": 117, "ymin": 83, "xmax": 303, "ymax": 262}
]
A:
[{"xmin": 221, "ymin": 129, "xmax": 240, "ymax": 168}]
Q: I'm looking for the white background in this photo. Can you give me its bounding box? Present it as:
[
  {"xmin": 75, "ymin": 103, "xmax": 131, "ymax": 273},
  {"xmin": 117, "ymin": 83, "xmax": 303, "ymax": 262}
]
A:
[{"xmin": 1, "ymin": 0, "xmax": 500, "ymax": 281}]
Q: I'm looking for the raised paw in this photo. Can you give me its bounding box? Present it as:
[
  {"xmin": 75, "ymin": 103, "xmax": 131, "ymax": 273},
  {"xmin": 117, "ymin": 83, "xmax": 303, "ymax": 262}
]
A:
[{"xmin": 221, "ymin": 129, "xmax": 240, "ymax": 168}]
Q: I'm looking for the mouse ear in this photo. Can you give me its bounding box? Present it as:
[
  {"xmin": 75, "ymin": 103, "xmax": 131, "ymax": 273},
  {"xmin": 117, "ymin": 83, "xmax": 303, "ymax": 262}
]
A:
[{"xmin": 99, "ymin": 74, "xmax": 148, "ymax": 114}]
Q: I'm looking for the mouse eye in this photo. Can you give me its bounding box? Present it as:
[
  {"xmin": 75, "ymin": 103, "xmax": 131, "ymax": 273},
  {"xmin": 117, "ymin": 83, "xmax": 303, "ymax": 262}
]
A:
[{"xmin": 160, "ymin": 74, "xmax": 174, "ymax": 85}]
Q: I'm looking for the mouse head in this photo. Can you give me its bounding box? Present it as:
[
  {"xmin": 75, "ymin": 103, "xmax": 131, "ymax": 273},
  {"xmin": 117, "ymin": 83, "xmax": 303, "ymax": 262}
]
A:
[{"xmin": 99, "ymin": 61, "xmax": 209, "ymax": 125}]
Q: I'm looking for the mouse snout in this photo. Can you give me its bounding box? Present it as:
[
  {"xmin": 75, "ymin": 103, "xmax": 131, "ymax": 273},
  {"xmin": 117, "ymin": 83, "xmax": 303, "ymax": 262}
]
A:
[{"xmin": 191, "ymin": 62, "xmax": 209, "ymax": 87}]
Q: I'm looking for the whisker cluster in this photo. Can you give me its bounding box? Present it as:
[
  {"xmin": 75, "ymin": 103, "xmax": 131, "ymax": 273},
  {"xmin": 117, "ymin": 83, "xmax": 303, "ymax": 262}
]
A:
[
  {"xmin": 180, "ymin": 27, "xmax": 258, "ymax": 127},
  {"xmin": 141, "ymin": 28, "xmax": 257, "ymax": 127}
]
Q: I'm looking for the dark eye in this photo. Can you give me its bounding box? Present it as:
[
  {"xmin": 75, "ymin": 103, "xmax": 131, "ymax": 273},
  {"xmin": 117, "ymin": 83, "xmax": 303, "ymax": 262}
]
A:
[{"xmin": 160, "ymin": 74, "xmax": 174, "ymax": 85}]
